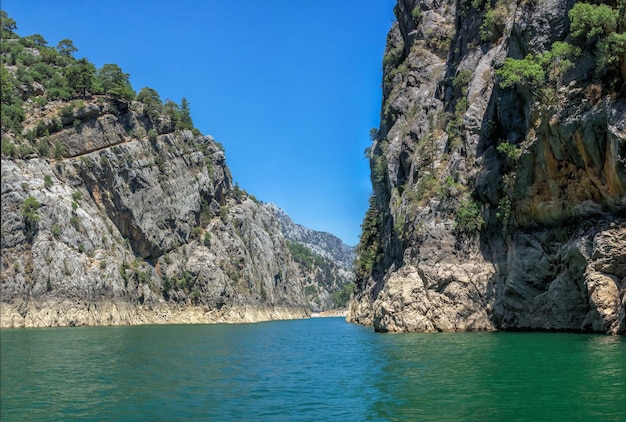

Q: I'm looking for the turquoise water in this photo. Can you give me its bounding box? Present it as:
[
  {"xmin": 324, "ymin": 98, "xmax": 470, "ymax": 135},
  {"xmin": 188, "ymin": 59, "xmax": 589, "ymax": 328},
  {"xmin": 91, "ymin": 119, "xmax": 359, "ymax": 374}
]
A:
[{"xmin": 1, "ymin": 318, "xmax": 625, "ymax": 421}]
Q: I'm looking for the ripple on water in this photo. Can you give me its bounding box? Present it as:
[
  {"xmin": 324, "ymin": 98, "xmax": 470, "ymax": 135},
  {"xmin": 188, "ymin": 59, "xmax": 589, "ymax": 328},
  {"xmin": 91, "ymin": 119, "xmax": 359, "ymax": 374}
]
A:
[{"xmin": 2, "ymin": 321, "xmax": 625, "ymax": 421}]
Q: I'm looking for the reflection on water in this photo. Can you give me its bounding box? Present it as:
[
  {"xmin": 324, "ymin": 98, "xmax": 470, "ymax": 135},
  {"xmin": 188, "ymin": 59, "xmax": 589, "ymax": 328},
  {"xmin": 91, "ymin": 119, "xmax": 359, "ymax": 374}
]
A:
[{"xmin": 2, "ymin": 321, "xmax": 625, "ymax": 421}]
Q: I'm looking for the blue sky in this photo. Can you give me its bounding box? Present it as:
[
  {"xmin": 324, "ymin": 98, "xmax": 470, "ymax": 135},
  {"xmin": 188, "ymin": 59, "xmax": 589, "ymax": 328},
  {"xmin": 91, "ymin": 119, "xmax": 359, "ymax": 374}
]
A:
[{"xmin": 3, "ymin": 0, "xmax": 396, "ymax": 245}]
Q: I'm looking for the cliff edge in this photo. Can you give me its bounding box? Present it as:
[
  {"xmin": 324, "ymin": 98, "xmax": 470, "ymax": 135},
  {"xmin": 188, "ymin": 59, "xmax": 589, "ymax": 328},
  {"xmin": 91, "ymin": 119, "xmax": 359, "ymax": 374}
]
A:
[
  {"xmin": 348, "ymin": 0, "xmax": 625, "ymax": 333},
  {"xmin": 0, "ymin": 17, "xmax": 350, "ymax": 327}
]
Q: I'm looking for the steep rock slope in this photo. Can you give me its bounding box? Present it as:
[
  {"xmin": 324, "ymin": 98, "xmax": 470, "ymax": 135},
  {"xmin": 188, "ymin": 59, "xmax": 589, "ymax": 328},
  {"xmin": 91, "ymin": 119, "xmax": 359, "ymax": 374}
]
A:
[
  {"xmin": 349, "ymin": 0, "xmax": 625, "ymax": 333},
  {"xmin": 266, "ymin": 203, "xmax": 355, "ymax": 310},
  {"xmin": 266, "ymin": 203, "xmax": 356, "ymax": 268},
  {"xmin": 1, "ymin": 96, "xmax": 317, "ymax": 326}
]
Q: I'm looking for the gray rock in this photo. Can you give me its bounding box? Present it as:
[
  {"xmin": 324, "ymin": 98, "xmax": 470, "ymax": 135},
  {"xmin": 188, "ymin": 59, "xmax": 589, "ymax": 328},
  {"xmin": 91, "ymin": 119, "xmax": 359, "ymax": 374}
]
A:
[
  {"xmin": 348, "ymin": 0, "xmax": 626, "ymax": 334},
  {"xmin": 1, "ymin": 96, "xmax": 346, "ymax": 327}
]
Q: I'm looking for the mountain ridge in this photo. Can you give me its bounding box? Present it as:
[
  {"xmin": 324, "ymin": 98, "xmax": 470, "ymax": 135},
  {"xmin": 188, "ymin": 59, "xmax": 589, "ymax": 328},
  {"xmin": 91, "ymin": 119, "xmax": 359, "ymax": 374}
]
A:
[
  {"xmin": 265, "ymin": 202, "xmax": 356, "ymax": 269},
  {"xmin": 0, "ymin": 14, "xmax": 354, "ymax": 327}
]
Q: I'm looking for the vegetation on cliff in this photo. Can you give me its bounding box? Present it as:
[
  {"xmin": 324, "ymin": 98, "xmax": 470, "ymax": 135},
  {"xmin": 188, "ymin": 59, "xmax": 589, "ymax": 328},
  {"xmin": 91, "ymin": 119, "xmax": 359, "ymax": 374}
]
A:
[
  {"xmin": 0, "ymin": 11, "xmax": 352, "ymax": 326},
  {"xmin": 350, "ymin": 0, "xmax": 625, "ymax": 334},
  {"xmin": 0, "ymin": 11, "xmax": 199, "ymax": 157}
]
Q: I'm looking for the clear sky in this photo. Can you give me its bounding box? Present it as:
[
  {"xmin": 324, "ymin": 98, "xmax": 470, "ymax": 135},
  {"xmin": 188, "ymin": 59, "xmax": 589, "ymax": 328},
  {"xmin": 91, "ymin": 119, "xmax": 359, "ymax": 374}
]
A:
[{"xmin": 2, "ymin": 0, "xmax": 397, "ymax": 246}]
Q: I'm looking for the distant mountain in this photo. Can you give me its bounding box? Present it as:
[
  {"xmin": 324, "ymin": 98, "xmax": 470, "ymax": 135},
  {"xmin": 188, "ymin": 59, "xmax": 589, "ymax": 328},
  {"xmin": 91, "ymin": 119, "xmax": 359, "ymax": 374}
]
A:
[
  {"xmin": 265, "ymin": 203, "xmax": 356, "ymax": 269},
  {"xmin": 265, "ymin": 203, "xmax": 356, "ymax": 312}
]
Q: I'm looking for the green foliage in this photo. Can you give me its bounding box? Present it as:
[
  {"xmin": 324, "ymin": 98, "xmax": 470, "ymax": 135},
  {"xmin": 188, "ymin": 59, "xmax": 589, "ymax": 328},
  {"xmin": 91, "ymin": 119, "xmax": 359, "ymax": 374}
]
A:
[
  {"xmin": 56, "ymin": 38, "xmax": 77, "ymax": 58},
  {"xmin": 203, "ymin": 231, "xmax": 211, "ymax": 247},
  {"xmin": 31, "ymin": 62, "xmax": 55, "ymax": 83},
  {"xmin": 43, "ymin": 174, "xmax": 53, "ymax": 188},
  {"xmin": 568, "ymin": 3, "xmax": 624, "ymax": 80},
  {"xmin": 22, "ymin": 195, "xmax": 40, "ymax": 220},
  {"xmin": 369, "ymin": 127, "xmax": 378, "ymax": 141},
  {"xmin": 199, "ymin": 199, "xmax": 213, "ymax": 226},
  {"xmin": 40, "ymin": 47, "xmax": 61, "ymax": 65},
  {"xmin": 569, "ymin": 3, "xmax": 618, "ymax": 39},
  {"xmin": 120, "ymin": 262, "xmax": 130, "ymax": 282},
  {"xmin": 496, "ymin": 142, "xmax": 522, "ymax": 160},
  {"xmin": 24, "ymin": 33, "xmax": 47, "ymax": 47},
  {"xmin": 496, "ymin": 196, "xmax": 511, "ymax": 231},
  {"xmin": 355, "ymin": 201, "xmax": 382, "ymax": 277},
  {"xmin": 36, "ymin": 140, "xmax": 50, "ymax": 157},
  {"xmin": 46, "ymin": 73, "xmax": 72, "ymax": 101},
  {"xmin": 22, "ymin": 195, "xmax": 40, "ymax": 240},
  {"xmin": 137, "ymin": 87, "xmax": 163, "ymax": 120},
  {"xmin": 64, "ymin": 58, "xmax": 96, "ymax": 97},
  {"xmin": 162, "ymin": 276, "xmax": 171, "ymax": 296},
  {"xmin": 413, "ymin": 173, "xmax": 437, "ymax": 203},
  {"xmin": 496, "ymin": 40, "xmax": 580, "ymax": 99},
  {"xmin": 247, "ymin": 192, "xmax": 261, "ymax": 205},
  {"xmin": 96, "ymin": 63, "xmax": 135, "ymax": 101},
  {"xmin": 446, "ymin": 97, "xmax": 468, "ymax": 149},
  {"xmin": 52, "ymin": 224, "xmax": 61, "ymax": 238},
  {"xmin": 537, "ymin": 42, "xmax": 581, "ymax": 83},
  {"xmin": 71, "ymin": 191, "xmax": 82, "ymax": 201},
  {"xmin": 598, "ymin": 32, "xmax": 626, "ymax": 78},
  {"xmin": 53, "ymin": 141, "xmax": 67, "ymax": 159},
  {"xmin": 190, "ymin": 226, "xmax": 201, "ymax": 238},
  {"xmin": 496, "ymin": 56, "xmax": 545, "ymax": 89},
  {"xmin": 148, "ymin": 129, "xmax": 158, "ymax": 141},
  {"xmin": 191, "ymin": 288, "xmax": 201, "ymax": 300},
  {"xmin": 373, "ymin": 155, "xmax": 387, "ymax": 183},
  {"xmin": 17, "ymin": 143, "xmax": 33, "ymax": 157},
  {"xmin": 437, "ymin": 175, "xmax": 461, "ymax": 199},
  {"xmin": 33, "ymin": 95, "xmax": 48, "ymax": 107},
  {"xmin": 480, "ymin": 1, "xmax": 508, "ymax": 42},
  {"xmin": 203, "ymin": 157, "xmax": 214, "ymax": 176},
  {"xmin": 1, "ymin": 137, "xmax": 17, "ymax": 157},
  {"xmin": 304, "ymin": 284, "xmax": 317, "ymax": 297},
  {"xmin": 163, "ymin": 99, "xmax": 180, "ymax": 127},
  {"xmin": 174, "ymin": 270, "xmax": 195, "ymax": 293},
  {"xmin": 287, "ymin": 241, "xmax": 318, "ymax": 271},
  {"xmin": 1, "ymin": 10, "xmax": 18, "ymax": 39},
  {"xmin": 383, "ymin": 46, "xmax": 404, "ymax": 68},
  {"xmin": 411, "ymin": 7, "xmax": 423, "ymax": 23},
  {"xmin": 455, "ymin": 199, "xmax": 484, "ymax": 233},
  {"xmin": 1, "ymin": 63, "xmax": 25, "ymax": 134},
  {"xmin": 0, "ymin": 102, "xmax": 25, "ymax": 134},
  {"xmin": 332, "ymin": 282, "xmax": 354, "ymax": 308},
  {"xmin": 219, "ymin": 205, "xmax": 229, "ymax": 220},
  {"xmin": 452, "ymin": 69, "xmax": 473, "ymax": 96},
  {"xmin": 178, "ymin": 97, "xmax": 193, "ymax": 130}
]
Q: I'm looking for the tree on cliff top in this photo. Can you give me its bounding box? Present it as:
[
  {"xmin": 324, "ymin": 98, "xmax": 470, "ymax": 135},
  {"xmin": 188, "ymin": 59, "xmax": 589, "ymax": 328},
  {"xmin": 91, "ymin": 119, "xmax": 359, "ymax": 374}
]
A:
[
  {"xmin": 96, "ymin": 63, "xmax": 135, "ymax": 101},
  {"xmin": 64, "ymin": 58, "xmax": 95, "ymax": 97},
  {"xmin": 0, "ymin": 10, "xmax": 17, "ymax": 39}
]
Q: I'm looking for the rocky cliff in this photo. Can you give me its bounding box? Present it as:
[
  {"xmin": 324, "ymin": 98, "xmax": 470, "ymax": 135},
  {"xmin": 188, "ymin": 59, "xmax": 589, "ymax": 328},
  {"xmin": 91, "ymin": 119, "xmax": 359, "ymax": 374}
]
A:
[
  {"xmin": 266, "ymin": 202, "xmax": 355, "ymax": 311},
  {"xmin": 348, "ymin": 0, "xmax": 625, "ymax": 334},
  {"xmin": 1, "ymin": 104, "xmax": 305, "ymax": 326},
  {"xmin": 0, "ymin": 20, "xmax": 350, "ymax": 327},
  {"xmin": 266, "ymin": 203, "xmax": 356, "ymax": 269}
]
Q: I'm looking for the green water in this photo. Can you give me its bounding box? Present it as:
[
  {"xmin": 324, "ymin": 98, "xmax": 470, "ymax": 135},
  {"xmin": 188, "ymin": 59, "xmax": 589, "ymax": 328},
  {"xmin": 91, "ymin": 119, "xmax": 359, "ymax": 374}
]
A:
[{"xmin": 1, "ymin": 318, "xmax": 624, "ymax": 421}]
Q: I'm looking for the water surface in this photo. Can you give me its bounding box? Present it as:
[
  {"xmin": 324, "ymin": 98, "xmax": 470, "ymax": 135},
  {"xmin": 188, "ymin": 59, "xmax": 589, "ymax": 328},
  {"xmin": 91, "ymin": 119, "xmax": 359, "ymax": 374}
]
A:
[{"xmin": 2, "ymin": 318, "xmax": 625, "ymax": 420}]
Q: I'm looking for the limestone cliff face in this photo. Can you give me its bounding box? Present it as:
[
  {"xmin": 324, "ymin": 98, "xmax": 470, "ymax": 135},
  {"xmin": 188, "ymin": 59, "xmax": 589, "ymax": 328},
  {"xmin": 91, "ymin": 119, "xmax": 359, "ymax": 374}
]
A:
[
  {"xmin": 266, "ymin": 203, "xmax": 356, "ymax": 269},
  {"xmin": 348, "ymin": 0, "xmax": 625, "ymax": 333},
  {"xmin": 1, "ymin": 97, "xmax": 323, "ymax": 327},
  {"xmin": 266, "ymin": 203, "xmax": 356, "ymax": 311}
]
